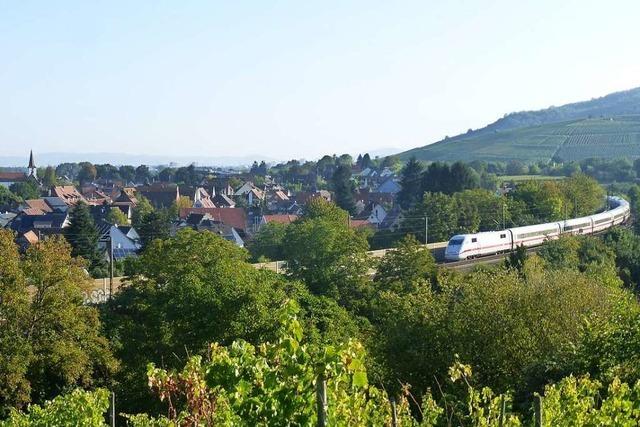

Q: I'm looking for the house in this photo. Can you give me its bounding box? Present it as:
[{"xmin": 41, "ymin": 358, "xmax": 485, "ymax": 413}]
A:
[
  {"xmin": 257, "ymin": 214, "xmax": 299, "ymax": 231},
  {"xmin": 82, "ymin": 188, "xmax": 112, "ymax": 206},
  {"xmin": 111, "ymin": 188, "xmax": 138, "ymax": 219},
  {"xmin": 354, "ymin": 188, "xmax": 394, "ymax": 207},
  {"xmin": 96, "ymin": 221, "xmax": 142, "ymax": 260},
  {"xmin": 193, "ymin": 187, "xmax": 216, "ymax": 208},
  {"xmin": 266, "ymin": 189, "xmax": 291, "ymax": 212},
  {"xmin": 354, "ymin": 202, "xmax": 387, "ymax": 226},
  {"xmin": 212, "ymin": 193, "xmax": 236, "ymax": 208},
  {"xmin": 178, "ymin": 213, "xmax": 244, "ymax": 247},
  {"xmin": 293, "ymin": 190, "xmax": 331, "ymax": 205},
  {"xmin": 376, "ymin": 178, "xmax": 401, "ymax": 194},
  {"xmin": 178, "ymin": 207, "xmax": 248, "ymax": 235},
  {"xmin": 0, "ymin": 172, "xmax": 28, "ymax": 188},
  {"xmin": 378, "ymin": 206, "xmax": 403, "ymax": 231},
  {"xmin": 234, "ymin": 182, "xmax": 265, "ymax": 206},
  {"xmin": 0, "ymin": 212, "xmax": 17, "ymax": 228},
  {"xmin": 138, "ymin": 183, "xmax": 180, "ymax": 208},
  {"xmin": 16, "ymin": 230, "xmax": 39, "ymax": 251},
  {"xmin": 50, "ymin": 186, "xmax": 86, "ymax": 206},
  {"xmin": 21, "ymin": 197, "xmax": 68, "ymax": 215},
  {"xmin": 261, "ymin": 214, "xmax": 299, "ymax": 225},
  {"xmin": 8, "ymin": 211, "xmax": 69, "ymax": 236}
]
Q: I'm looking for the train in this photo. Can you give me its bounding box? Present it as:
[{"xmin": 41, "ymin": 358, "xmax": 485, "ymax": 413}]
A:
[{"xmin": 444, "ymin": 196, "xmax": 630, "ymax": 261}]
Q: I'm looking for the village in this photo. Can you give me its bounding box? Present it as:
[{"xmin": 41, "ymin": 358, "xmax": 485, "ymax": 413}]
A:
[{"xmin": 0, "ymin": 151, "xmax": 402, "ymax": 265}]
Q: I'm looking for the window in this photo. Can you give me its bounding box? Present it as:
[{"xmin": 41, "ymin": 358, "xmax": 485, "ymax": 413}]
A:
[
  {"xmin": 471, "ymin": 238, "xmax": 477, "ymax": 243},
  {"xmin": 516, "ymin": 228, "xmax": 558, "ymax": 239},
  {"xmin": 500, "ymin": 234, "xmax": 506, "ymax": 238},
  {"xmin": 564, "ymin": 222, "xmax": 590, "ymax": 231},
  {"xmin": 449, "ymin": 237, "xmax": 464, "ymax": 245}
]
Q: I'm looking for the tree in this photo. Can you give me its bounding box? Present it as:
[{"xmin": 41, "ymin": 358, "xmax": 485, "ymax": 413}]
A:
[
  {"xmin": 158, "ymin": 167, "xmax": 175, "ymax": 183},
  {"xmin": 64, "ymin": 202, "xmax": 107, "ymax": 277},
  {"xmin": 136, "ymin": 209, "xmax": 171, "ymax": 247},
  {"xmin": 396, "ymin": 157, "xmax": 424, "ymax": 209},
  {"xmin": 9, "ymin": 181, "xmax": 40, "ymax": 200},
  {"xmin": 0, "ymin": 231, "xmax": 31, "ymax": 412},
  {"xmin": 119, "ymin": 165, "xmax": 136, "ymax": 182},
  {"xmin": 402, "ymin": 192, "xmax": 458, "ymax": 243},
  {"xmin": 247, "ymin": 222, "xmax": 288, "ymax": 262},
  {"xmin": 0, "ymin": 232, "xmax": 116, "ymax": 412},
  {"xmin": 371, "ymin": 257, "xmax": 629, "ymax": 402},
  {"xmin": 102, "ymin": 229, "xmax": 359, "ymax": 415},
  {"xmin": 374, "ymin": 234, "xmax": 437, "ymax": 294},
  {"xmin": 106, "ymin": 207, "xmax": 129, "ymax": 225},
  {"xmin": 95, "ymin": 164, "xmax": 120, "ymax": 180},
  {"xmin": 41, "ymin": 166, "xmax": 57, "ymax": 187},
  {"xmin": 135, "ymin": 165, "xmax": 151, "ymax": 184},
  {"xmin": 124, "ymin": 301, "xmax": 422, "ymax": 426},
  {"xmin": 283, "ymin": 201, "xmax": 370, "ymax": 308},
  {"xmin": 131, "ymin": 197, "xmax": 154, "ymax": 229},
  {"xmin": 330, "ymin": 164, "xmax": 356, "ymax": 214},
  {"xmin": 0, "ymin": 185, "xmax": 21, "ymax": 208},
  {"xmin": 77, "ymin": 162, "xmax": 97, "ymax": 184},
  {"xmin": 448, "ymin": 161, "xmax": 480, "ymax": 193},
  {"xmin": 506, "ymin": 160, "xmax": 527, "ymax": 175},
  {"xmin": 55, "ymin": 163, "xmax": 81, "ymax": 181},
  {"xmin": 508, "ymin": 180, "xmax": 564, "ymax": 222},
  {"xmin": 560, "ymin": 173, "xmax": 604, "ymax": 217},
  {"xmin": 361, "ymin": 153, "xmax": 372, "ymax": 169}
]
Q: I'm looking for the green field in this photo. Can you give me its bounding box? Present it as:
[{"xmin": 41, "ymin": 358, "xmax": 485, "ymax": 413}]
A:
[
  {"xmin": 400, "ymin": 116, "xmax": 640, "ymax": 163},
  {"xmin": 498, "ymin": 175, "xmax": 564, "ymax": 183}
]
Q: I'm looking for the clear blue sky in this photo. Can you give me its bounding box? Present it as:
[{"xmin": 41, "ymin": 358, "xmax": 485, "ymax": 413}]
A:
[{"xmin": 1, "ymin": 0, "xmax": 639, "ymax": 161}]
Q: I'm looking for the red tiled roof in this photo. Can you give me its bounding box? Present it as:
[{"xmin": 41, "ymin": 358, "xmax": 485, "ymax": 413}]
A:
[
  {"xmin": 23, "ymin": 199, "xmax": 52, "ymax": 214},
  {"xmin": 22, "ymin": 230, "xmax": 39, "ymax": 245},
  {"xmin": 0, "ymin": 172, "xmax": 26, "ymax": 182},
  {"xmin": 349, "ymin": 219, "xmax": 373, "ymax": 229},
  {"xmin": 179, "ymin": 207, "xmax": 247, "ymax": 231},
  {"xmin": 51, "ymin": 186, "xmax": 86, "ymax": 206},
  {"xmin": 263, "ymin": 214, "xmax": 298, "ymax": 225}
]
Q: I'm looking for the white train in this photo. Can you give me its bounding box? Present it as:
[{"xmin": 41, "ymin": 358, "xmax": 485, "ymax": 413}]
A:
[{"xmin": 444, "ymin": 196, "xmax": 630, "ymax": 261}]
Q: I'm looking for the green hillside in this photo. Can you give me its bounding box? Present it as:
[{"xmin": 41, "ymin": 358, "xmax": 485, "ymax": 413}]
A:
[
  {"xmin": 400, "ymin": 115, "xmax": 640, "ymax": 163},
  {"xmin": 399, "ymin": 87, "xmax": 640, "ymax": 163}
]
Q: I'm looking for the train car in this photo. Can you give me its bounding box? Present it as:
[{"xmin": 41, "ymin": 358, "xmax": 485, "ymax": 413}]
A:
[
  {"xmin": 444, "ymin": 231, "xmax": 512, "ymax": 261},
  {"xmin": 444, "ymin": 196, "xmax": 629, "ymax": 261},
  {"xmin": 561, "ymin": 215, "xmax": 593, "ymax": 236},
  {"xmin": 509, "ymin": 222, "xmax": 562, "ymax": 249}
]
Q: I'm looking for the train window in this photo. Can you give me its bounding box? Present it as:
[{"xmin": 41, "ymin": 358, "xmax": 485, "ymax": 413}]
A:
[
  {"xmin": 449, "ymin": 237, "xmax": 464, "ymax": 245},
  {"xmin": 471, "ymin": 238, "xmax": 477, "ymax": 243},
  {"xmin": 500, "ymin": 234, "xmax": 506, "ymax": 238}
]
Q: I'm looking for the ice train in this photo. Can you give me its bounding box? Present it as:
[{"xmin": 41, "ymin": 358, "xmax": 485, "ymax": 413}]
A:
[{"xmin": 444, "ymin": 196, "xmax": 630, "ymax": 261}]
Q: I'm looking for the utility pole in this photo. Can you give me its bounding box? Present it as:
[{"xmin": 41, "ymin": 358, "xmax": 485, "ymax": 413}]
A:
[
  {"xmin": 109, "ymin": 234, "xmax": 114, "ymax": 300},
  {"xmin": 502, "ymin": 203, "xmax": 506, "ymax": 229},
  {"xmin": 316, "ymin": 373, "xmax": 327, "ymax": 427},
  {"xmin": 425, "ymin": 216, "xmax": 428, "ymax": 245}
]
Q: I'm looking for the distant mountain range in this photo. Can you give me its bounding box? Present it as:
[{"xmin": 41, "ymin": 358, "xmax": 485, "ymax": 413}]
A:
[
  {"xmin": 399, "ymin": 87, "xmax": 640, "ymax": 162},
  {"xmin": 0, "ymin": 152, "xmax": 282, "ymax": 168}
]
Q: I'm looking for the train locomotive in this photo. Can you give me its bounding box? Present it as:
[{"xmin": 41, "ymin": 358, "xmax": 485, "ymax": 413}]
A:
[{"xmin": 444, "ymin": 196, "xmax": 630, "ymax": 261}]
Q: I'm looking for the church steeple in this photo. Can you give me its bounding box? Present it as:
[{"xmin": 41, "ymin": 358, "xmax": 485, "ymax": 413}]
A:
[{"xmin": 28, "ymin": 150, "xmax": 37, "ymax": 177}]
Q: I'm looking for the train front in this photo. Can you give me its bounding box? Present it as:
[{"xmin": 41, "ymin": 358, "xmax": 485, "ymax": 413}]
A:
[{"xmin": 444, "ymin": 235, "xmax": 466, "ymax": 261}]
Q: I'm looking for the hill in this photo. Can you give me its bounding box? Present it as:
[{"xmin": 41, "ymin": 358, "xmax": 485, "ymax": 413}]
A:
[{"xmin": 400, "ymin": 87, "xmax": 640, "ymax": 162}]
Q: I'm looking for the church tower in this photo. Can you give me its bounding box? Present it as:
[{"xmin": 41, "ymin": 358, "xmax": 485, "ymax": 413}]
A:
[{"xmin": 28, "ymin": 150, "xmax": 37, "ymax": 178}]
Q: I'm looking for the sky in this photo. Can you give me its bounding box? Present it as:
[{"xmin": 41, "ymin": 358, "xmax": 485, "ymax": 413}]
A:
[{"xmin": 1, "ymin": 0, "xmax": 640, "ymax": 162}]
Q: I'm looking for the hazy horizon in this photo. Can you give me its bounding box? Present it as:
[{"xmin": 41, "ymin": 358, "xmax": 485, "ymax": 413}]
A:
[{"xmin": 2, "ymin": 1, "xmax": 640, "ymax": 160}]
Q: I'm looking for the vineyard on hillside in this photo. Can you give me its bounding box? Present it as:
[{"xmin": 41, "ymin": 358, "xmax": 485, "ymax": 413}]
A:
[{"xmin": 401, "ymin": 116, "xmax": 640, "ymax": 163}]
